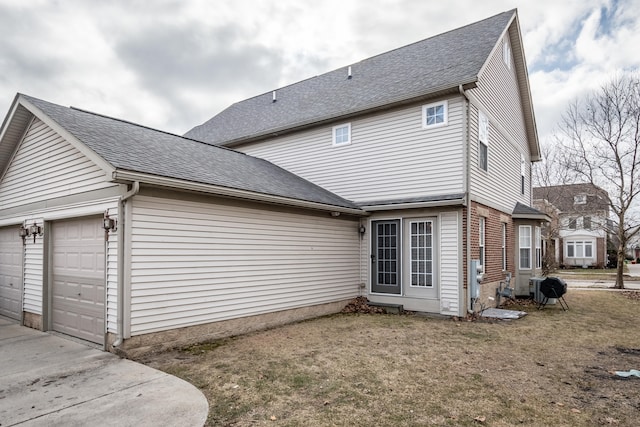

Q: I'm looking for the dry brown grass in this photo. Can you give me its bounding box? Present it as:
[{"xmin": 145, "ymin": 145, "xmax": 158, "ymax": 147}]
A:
[{"xmin": 136, "ymin": 291, "xmax": 640, "ymax": 426}]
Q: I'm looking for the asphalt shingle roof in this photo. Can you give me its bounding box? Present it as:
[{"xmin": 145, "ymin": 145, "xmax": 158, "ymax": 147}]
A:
[
  {"xmin": 185, "ymin": 10, "xmax": 515, "ymax": 145},
  {"xmin": 533, "ymin": 184, "xmax": 610, "ymax": 214},
  {"xmin": 22, "ymin": 95, "xmax": 361, "ymax": 210}
]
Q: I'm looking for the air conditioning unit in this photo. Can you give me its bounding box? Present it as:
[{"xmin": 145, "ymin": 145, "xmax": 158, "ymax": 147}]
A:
[{"xmin": 529, "ymin": 277, "xmax": 556, "ymax": 304}]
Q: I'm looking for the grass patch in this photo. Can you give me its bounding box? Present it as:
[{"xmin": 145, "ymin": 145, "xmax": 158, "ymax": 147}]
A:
[{"xmin": 137, "ymin": 291, "xmax": 640, "ymax": 426}]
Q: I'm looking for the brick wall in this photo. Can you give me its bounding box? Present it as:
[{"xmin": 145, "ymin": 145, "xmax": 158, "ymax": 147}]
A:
[{"xmin": 468, "ymin": 202, "xmax": 516, "ymax": 308}]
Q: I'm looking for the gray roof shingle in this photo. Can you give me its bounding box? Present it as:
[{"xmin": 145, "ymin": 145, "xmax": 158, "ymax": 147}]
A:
[
  {"xmin": 185, "ymin": 10, "xmax": 515, "ymax": 145},
  {"xmin": 21, "ymin": 95, "xmax": 361, "ymax": 211},
  {"xmin": 533, "ymin": 184, "xmax": 610, "ymax": 214}
]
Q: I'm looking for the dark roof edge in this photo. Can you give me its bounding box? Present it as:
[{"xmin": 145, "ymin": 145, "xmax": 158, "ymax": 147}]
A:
[
  {"xmin": 512, "ymin": 202, "xmax": 550, "ymax": 221},
  {"xmin": 220, "ymin": 82, "xmax": 476, "ymax": 148},
  {"xmin": 112, "ymin": 169, "xmax": 367, "ymax": 216},
  {"xmin": 359, "ymin": 193, "xmax": 466, "ymax": 211}
]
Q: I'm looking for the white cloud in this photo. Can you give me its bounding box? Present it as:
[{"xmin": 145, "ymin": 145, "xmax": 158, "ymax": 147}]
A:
[{"xmin": 0, "ymin": 0, "xmax": 639, "ymax": 138}]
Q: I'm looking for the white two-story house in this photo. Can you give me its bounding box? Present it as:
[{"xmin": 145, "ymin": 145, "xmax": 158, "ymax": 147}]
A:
[
  {"xmin": 0, "ymin": 9, "xmax": 545, "ymax": 355},
  {"xmin": 187, "ymin": 9, "xmax": 547, "ymax": 303},
  {"xmin": 534, "ymin": 183, "xmax": 610, "ymax": 268}
]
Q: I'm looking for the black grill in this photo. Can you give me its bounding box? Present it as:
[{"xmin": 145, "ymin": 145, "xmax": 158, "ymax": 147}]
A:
[{"xmin": 538, "ymin": 277, "xmax": 569, "ymax": 311}]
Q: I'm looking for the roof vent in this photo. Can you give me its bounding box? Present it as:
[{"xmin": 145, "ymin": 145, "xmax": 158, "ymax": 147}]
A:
[
  {"xmin": 272, "ymin": 90, "xmax": 277, "ymax": 103},
  {"xmin": 347, "ymin": 66, "xmax": 352, "ymax": 79}
]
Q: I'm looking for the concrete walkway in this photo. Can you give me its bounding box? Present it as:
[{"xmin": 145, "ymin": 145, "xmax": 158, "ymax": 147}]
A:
[
  {"xmin": 563, "ymin": 263, "xmax": 640, "ymax": 290},
  {"xmin": 0, "ymin": 318, "xmax": 208, "ymax": 426}
]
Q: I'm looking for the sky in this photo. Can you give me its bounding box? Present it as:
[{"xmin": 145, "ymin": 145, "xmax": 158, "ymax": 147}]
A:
[{"xmin": 1, "ymin": 0, "xmax": 638, "ymax": 145}]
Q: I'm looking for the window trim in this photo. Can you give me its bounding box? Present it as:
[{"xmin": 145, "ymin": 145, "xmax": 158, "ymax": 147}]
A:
[
  {"xmin": 535, "ymin": 226, "xmax": 542, "ymax": 269},
  {"xmin": 501, "ymin": 223, "xmax": 507, "ymax": 271},
  {"xmin": 332, "ymin": 123, "xmax": 351, "ymax": 146},
  {"xmin": 566, "ymin": 240, "xmax": 595, "ymax": 259},
  {"xmin": 479, "ymin": 217, "xmax": 485, "ymax": 272},
  {"xmin": 503, "ymin": 39, "xmax": 512, "ymax": 70},
  {"xmin": 422, "ymin": 100, "xmax": 448, "ymax": 129},
  {"xmin": 520, "ymin": 154, "xmax": 526, "ymax": 195},
  {"xmin": 519, "ymin": 225, "xmax": 532, "ymax": 270},
  {"xmin": 409, "ymin": 219, "xmax": 434, "ymax": 288}
]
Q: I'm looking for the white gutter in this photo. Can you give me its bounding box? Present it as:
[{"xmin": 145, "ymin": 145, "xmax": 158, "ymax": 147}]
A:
[
  {"xmin": 359, "ymin": 198, "xmax": 466, "ymax": 212},
  {"xmin": 112, "ymin": 181, "xmax": 140, "ymax": 348},
  {"xmin": 459, "ymin": 84, "xmax": 473, "ymax": 315},
  {"xmin": 111, "ymin": 170, "xmax": 366, "ymax": 217}
]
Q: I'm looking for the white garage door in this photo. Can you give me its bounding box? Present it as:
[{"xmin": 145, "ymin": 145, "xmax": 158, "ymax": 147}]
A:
[
  {"xmin": 51, "ymin": 216, "xmax": 105, "ymax": 344},
  {"xmin": 0, "ymin": 227, "xmax": 23, "ymax": 320}
]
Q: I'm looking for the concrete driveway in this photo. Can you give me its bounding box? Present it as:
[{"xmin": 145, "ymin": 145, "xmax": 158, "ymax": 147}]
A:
[{"xmin": 0, "ymin": 317, "xmax": 208, "ymax": 426}]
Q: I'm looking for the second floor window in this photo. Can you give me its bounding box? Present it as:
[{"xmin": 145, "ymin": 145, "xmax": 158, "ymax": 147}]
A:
[
  {"xmin": 520, "ymin": 154, "xmax": 526, "ymax": 195},
  {"xmin": 478, "ymin": 111, "xmax": 489, "ymax": 171},
  {"xmin": 332, "ymin": 123, "xmax": 351, "ymax": 146},
  {"xmin": 568, "ymin": 218, "xmax": 577, "ymax": 230},
  {"xmin": 422, "ymin": 101, "xmax": 448, "ymax": 128},
  {"xmin": 583, "ymin": 216, "xmax": 592, "ymax": 230}
]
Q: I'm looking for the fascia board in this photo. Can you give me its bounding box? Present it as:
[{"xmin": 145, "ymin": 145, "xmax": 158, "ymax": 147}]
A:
[
  {"xmin": 18, "ymin": 95, "xmax": 116, "ymax": 177},
  {"xmin": 112, "ymin": 170, "xmax": 368, "ymax": 217}
]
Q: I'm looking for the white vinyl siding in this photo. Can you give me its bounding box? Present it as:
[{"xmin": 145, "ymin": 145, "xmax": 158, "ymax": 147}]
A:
[
  {"xmin": 468, "ymin": 31, "xmax": 531, "ymax": 211},
  {"xmin": 106, "ymin": 207, "xmax": 118, "ymax": 333},
  {"xmin": 128, "ymin": 195, "xmax": 360, "ymax": 335},
  {"xmin": 22, "ymin": 219, "xmax": 44, "ymax": 314},
  {"xmin": 439, "ymin": 211, "xmax": 460, "ymax": 315},
  {"xmin": 237, "ymin": 98, "xmax": 465, "ymax": 204},
  {"xmin": 0, "ymin": 118, "xmax": 116, "ymax": 210}
]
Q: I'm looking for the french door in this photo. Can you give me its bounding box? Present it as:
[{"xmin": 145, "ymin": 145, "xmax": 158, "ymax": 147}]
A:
[{"xmin": 371, "ymin": 220, "xmax": 401, "ymax": 294}]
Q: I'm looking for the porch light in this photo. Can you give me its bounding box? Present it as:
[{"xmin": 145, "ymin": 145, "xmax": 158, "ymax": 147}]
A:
[
  {"xmin": 19, "ymin": 225, "xmax": 28, "ymax": 242},
  {"xmin": 102, "ymin": 212, "xmax": 117, "ymax": 231},
  {"xmin": 27, "ymin": 222, "xmax": 42, "ymax": 243}
]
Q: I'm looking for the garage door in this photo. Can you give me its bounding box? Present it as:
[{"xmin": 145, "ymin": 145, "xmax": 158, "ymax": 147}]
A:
[
  {"xmin": 51, "ymin": 216, "xmax": 105, "ymax": 344},
  {"xmin": 0, "ymin": 227, "xmax": 23, "ymax": 320}
]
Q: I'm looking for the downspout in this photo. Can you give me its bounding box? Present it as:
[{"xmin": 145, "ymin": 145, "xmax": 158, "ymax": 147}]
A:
[
  {"xmin": 112, "ymin": 181, "xmax": 140, "ymax": 348},
  {"xmin": 459, "ymin": 85, "xmax": 473, "ymax": 314}
]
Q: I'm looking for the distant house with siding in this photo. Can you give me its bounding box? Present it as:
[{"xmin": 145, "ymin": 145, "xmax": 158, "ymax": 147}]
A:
[
  {"xmin": 533, "ymin": 183, "xmax": 610, "ymax": 268},
  {"xmin": 0, "ymin": 9, "xmax": 546, "ymax": 355}
]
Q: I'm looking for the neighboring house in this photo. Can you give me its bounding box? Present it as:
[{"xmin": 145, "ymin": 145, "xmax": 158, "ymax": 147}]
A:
[
  {"xmin": 0, "ymin": 9, "xmax": 545, "ymax": 354},
  {"xmin": 533, "ymin": 183, "xmax": 610, "ymax": 268}
]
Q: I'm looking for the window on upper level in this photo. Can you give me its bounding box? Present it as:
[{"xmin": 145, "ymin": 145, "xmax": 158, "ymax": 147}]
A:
[
  {"xmin": 422, "ymin": 100, "xmax": 448, "ymax": 128},
  {"xmin": 574, "ymin": 194, "xmax": 587, "ymax": 205},
  {"xmin": 583, "ymin": 216, "xmax": 592, "ymax": 230},
  {"xmin": 478, "ymin": 111, "xmax": 489, "ymax": 171},
  {"xmin": 568, "ymin": 218, "xmax": 577, "ymax": 230},
  {"xmin": 503, "ymin": 39, "xmax": 512, "ymax": 70},
  {"xmin": 520, "ymin": 154, "xmax": 526, "ymax": 195},
  {"xmin": 332, "ymin": 123, "xmax": 351, "ymax": 146}
]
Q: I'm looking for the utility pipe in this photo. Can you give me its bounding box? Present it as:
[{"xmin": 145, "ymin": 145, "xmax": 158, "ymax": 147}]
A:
[
  {"xmin": 458, "ymin": 84, "xmax": 473, "ymax": 314},
  {"xmin": 112, "ymin": 181, "xmax": 139, "ymax": 348}
]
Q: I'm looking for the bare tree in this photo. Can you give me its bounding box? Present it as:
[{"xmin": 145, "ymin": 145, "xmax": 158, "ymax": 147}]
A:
[{"xmin": 556, "ymin": 73, "xmax": 640, "ymax": 288}]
